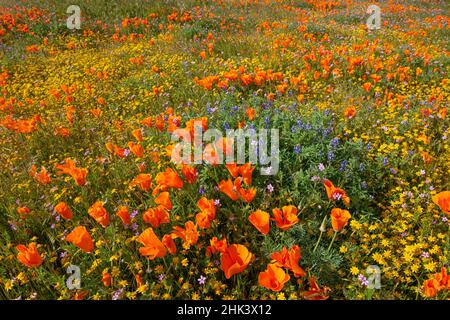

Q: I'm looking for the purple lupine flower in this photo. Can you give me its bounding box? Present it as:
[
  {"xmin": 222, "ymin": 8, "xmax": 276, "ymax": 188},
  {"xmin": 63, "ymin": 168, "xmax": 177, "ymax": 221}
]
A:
[
  {"xmin": 199, "ymin": 186, "xmax": 206, "ymax": 195},
  {"xmin": 327, "ymin": 151, "xmax": 334, "ymax": 161},
  {"xmin": 130, "ymin": 210, "xmax": 139, "ymax": 219},
  {"xmin": 330, "ymin": 137, "xmax": 339, "ymax": 148},
  {"xmin": 293, "ymin": 145, "xmax": 302, "ymax": 154},
  {"xmin": 339, "ymin": 160, "xmax": 347, "ymax": 172}
]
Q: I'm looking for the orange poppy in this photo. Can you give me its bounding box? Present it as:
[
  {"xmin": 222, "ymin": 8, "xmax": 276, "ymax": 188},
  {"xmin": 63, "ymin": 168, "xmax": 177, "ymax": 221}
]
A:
[
  {"xmin": 130, "ymin": 173, "xmax": 152, "ymax": 192},
  {"xmin": 172, "ymin": 221, "xmax": 199, "ymax": 248},
  {"xmin": 303, "ymin": 277, "xmax": 330, "ymax": 300},
  {"xmin": 245, "ymin": 107, "xmax": 256, "ymax": 121},
  {"xmin": 431, "ymin": 191, "xmax": 450, "ymax": 215},
  {"xmin": 197, "ymin": 197, "xmax": 216, "ymax": 218},
  {"xmin": 181, "ymin": 164, "xmax": 198, "ymax": 184},
  {"xmin": 155, "ymin": 192, "xmax": 172, "ymax": 210},
  {"xmin": 17, "ymin": 206, "xmax": 30, "ymax": 219},
  {"xmin": 153, "ymin": 168, "xmax": 183, "ymax": 194},
  {"xmin": 16, "ymin": 243, "xmax": 43, "ymax": 268},
  {"xmin": 239, "ymin": 186, "xmax": 257, "ymax": 203},
  {"xmin": 55, "ymin": 158, "xmax": 87, "ymax": 186},
  {"xmin": 423, "ymin": 278, "xmax": 440, "ymax": 298},
  {"xmin": 143, "ymin": 205, "xmax": 170, "ymax": 228},
  {"xmin": 162, "ymin": 234, "xmax": 177, "ymax": 255},
  {"xmin": 248, "ymin": 210, "xmax": 270, "ymax": 235},
  {"xmin": 221, "ymin": 244, "xmax": 253, "ymax": 279},
  {"xmin": 272, "ymin": 205, "xmax": 299, "ymax": 231},
  {"xmin": 132, "ymin": 128, "xmax": 143, "ymax": 142},
  {"xmin": 225, "ymin": 163, "xmax": 240, "ymax": 178},
  {"xmin": 102, "ymin": 272, "xmax": 111, "ymax": 287},
  {"xmin": 29, "ymin": 165, "xmax": 51, "ymax": 185},
  {"xmin": 322, "ymin": 179, "xmax": 350, "ymax": 207},
  {"xmin": 116, "ymin": 206, "xmax": 130, "ymax": 225},
  {"xmin": 206, "ymin": 237, "xmax": 228, "ymax": 256},
  {"xmin": 330, "ymin": 208, "xmax": 351, "ymax": 232},
  {"xmin": 270, "ymin": 245, "xmax": 306, "ymax": 278},
  {"xmin": 195, "ymin": 211, "xmax": 214, "ymax": 229},
  {"xmin": 88, "ymin": 201, "xmax": 110, "ymax": 228},
  {"xmin": 127, "ymin": 141, "xmax": 144, "ymax": 158},
  {"xmin": 136, "ymin": 227, "xmax": 167, "ymax": 260},
  {"xmin": 66, "ymin": 226, "xmax": 94, "ymax": 253},
  {"xmin": 218, "ymin": 179, "xmax": 240, "ymax": 201},
  {"xmin": 135, "ymin": 274, "xmax": 144, "ymax": 287},
  {"xmin": 54, "ymin": 201, "xmax": 73, "ymax": 220},
  {"xmin": 258, "ymin": 263, "xmax": 290, "ymax": 292},
  {"xmin": 238, "ymin": 163, "xmax": 254, "ymax": 185},
  {"xmin": 343, "ymin": 106, "xmax": 356, "ymax": 119}
]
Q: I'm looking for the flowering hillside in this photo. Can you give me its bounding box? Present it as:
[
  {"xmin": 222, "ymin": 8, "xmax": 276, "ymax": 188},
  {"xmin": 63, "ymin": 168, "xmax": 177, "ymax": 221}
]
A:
[{"xmin": 0, "ymin": 0, "xmax": 449, "ymax": 300}]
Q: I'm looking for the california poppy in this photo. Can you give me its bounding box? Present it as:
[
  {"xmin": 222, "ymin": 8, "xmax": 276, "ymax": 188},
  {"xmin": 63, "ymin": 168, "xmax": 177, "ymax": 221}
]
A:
[
  {"xmin": 162, "ymin": 234, "xmax": 177, "ymax": 255},
  {"xmin": 102, "ymin": 272, "xmax": 111, "ymax": 287},
  {"xmin": 225, "ymin": 163, "xmax": 240, "ymax": 178},
  {"xmin": 127, "ymin": 141, "xmax": 144, "ymax": 158},
  {"xmin": 172, "ymin": 221, "xmax": 199, "ymax": 248},
  {"xmin": 218, "ymin": 179, "xmax": 240, "ymax": 201},
  {"xmin": 132, "ymin": 128, "xmax": 143, "ymax": 142},
  {"xmin": 16, "ymin": 243, "xmax": 43, "ymax": 268},
  {"xmin": 330, "ymin": 208, "xmax": 351, "ymax": 232},
  {"xmin": 238, "ymin": 163, "xmax": 254, "ymax": 185},
  {"xmin": 143, "ymin": 205, "xmax": 170, "ymax": 228},
  {"xmin": 55, "ymin": 158, "xmax": 87, "ymax": 186},
  {"xmin": 153, "ymin": 168, "xmax": 183, "ymax": 195},
  {"xmin": 303, "ymin": 277, "xmax": 330, "ymax": 300},
  {"xmin": 206, "ymin": 237, "xmax": 228, "ymax": 256},
  {"xmin": 116, "ymin": 205, "xmax": 130, "ymax": 225},
  {"xmin": 258, "ymin": 263, "xmax": 290, "ymax": 292},
  {"xmin": 423, "ymin": 278, "xmax": 440, "ymax": 298},
  {"xmin": 272, "ymin": 205, "xmax": 299, "ymax": 231},
  {"xmin": 239, "ymin": 186, "xmax": 257, "ymax": 203},
  {"xmin": 197, "ymin": 197, "xmax": 216, "ymax": 218},
  {"xmin": 270, "ymin": 245, "xmax": 306, "ymax": 278},
  {"xmin": 181, "ymin": 164, "xmax": 198, "ymax": 184},
  {"xmin": 66, "ymin": 226, "xmax": 94, "ymax": 253},
  {"xmin": 136, "ymin": 227, "xmax": 167, "ymax": 260},
  {"xmin": 221, "ymin": 244, "xmax": 253, "ymax": 279},
  {"xmin": 155, "ymin": 192, "xmax": 172, "ymax": 210},
  {"xmin": 54, "ymin": 201, "xmax": 73, "ymax": 220},
  {"xmin": 248, "ymin": 210, "xmax": 270, "ymax": 235},
  {"xmin": 29, "ymin": 165, "xmax": 51, "ymax": 185},
  {"xmin": 88, "ymin": 201, "xmax": 110, "ymax": 228},
  {"xmin": 431, "ymin": 191, "xmax": 450, "ymax": 215},
  {"xmin": 130, "ymin": 173, "xmax": 152, "ymax": 192},
  {"xmin": 322, "ymin": 179, "xmax": 350, "ymax": 207},
  {"xmin": 343, "ymin": 106, "xmax": 356, "ymax": 119}
]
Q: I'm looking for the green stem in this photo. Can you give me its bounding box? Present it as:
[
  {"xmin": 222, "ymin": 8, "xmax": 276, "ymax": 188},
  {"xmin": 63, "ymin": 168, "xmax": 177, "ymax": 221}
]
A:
[
  {"xmin": 313, "ymin": 231, "xmax": 323, "ymax": 253},
  {"xmin": 327, "ymin": 231, "xmax": 338, "ymax": 252}
]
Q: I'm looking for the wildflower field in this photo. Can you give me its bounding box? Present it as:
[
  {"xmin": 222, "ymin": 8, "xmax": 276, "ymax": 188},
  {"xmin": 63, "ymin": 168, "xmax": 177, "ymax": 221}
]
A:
[{"xmin": 0, "ymin": 0, "xmax": 449, "ymax": 300}]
